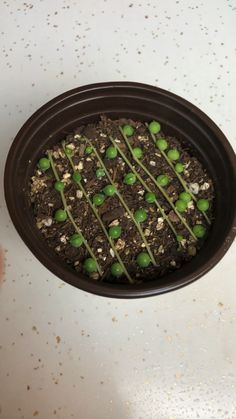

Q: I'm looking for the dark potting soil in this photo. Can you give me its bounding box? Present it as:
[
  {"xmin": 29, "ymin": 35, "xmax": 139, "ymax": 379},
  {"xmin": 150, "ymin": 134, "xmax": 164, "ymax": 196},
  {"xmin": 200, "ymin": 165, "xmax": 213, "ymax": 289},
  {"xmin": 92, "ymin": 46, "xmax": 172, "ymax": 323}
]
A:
[{"xmin": 30, "ymin": 116, "xmax": 215, "ymax": 284}]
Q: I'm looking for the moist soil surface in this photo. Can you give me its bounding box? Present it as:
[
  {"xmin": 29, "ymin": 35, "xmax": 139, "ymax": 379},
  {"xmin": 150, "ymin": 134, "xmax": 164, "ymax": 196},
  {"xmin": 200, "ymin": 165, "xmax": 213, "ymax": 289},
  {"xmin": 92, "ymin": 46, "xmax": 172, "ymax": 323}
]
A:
[{"xmin": 30, "ymin": 116, "xmax": 215, "ymax": 284}]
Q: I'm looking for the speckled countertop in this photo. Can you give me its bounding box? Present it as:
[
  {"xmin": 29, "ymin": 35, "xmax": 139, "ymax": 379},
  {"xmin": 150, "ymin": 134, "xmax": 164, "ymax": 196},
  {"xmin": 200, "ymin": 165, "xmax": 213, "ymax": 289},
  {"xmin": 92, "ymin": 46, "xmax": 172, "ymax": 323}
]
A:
[{"xmin": 0, "ymin": 1, "xmax": 236, "ymax": 418}]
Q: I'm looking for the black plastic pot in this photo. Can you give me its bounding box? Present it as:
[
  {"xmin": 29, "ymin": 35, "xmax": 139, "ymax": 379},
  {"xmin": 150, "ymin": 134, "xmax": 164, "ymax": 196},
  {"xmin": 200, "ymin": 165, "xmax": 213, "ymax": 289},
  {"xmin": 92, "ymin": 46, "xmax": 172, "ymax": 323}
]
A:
[{"xmin": 4, "ymin": 82, "xmax": 236, "ymax": 298}]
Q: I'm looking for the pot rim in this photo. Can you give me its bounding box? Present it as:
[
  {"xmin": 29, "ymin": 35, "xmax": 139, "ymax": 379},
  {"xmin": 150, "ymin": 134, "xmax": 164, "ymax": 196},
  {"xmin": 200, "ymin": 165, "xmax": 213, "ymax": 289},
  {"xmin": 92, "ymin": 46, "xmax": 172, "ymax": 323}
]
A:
[{"xmin": 4, "ymin": 81, "xmax": 236, "ymax": 298}]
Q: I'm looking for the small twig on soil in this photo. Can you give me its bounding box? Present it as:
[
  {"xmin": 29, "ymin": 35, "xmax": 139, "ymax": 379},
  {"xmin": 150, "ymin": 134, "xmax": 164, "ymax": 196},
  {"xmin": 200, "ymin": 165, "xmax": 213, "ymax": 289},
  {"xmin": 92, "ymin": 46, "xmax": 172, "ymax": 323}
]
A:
[{"xmin": 112, "ymin": 166, "xmax": 118, "ymax": 182}]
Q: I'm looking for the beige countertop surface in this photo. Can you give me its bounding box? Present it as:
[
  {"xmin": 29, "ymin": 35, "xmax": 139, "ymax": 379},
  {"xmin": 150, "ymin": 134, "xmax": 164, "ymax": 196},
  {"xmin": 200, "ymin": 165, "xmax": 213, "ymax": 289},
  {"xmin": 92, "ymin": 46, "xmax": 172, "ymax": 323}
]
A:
[{"xmin": 0, "ymin": 1, "xmax": 235, "ymax": 418}]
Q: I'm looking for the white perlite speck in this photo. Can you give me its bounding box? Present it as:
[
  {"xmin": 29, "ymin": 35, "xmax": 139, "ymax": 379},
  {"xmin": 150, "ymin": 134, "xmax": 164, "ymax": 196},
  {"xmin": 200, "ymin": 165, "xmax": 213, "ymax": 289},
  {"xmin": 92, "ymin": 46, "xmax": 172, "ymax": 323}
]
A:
[
  {"xmin": 187, "ymin": 200, "xmax": 195, "ymax": 210},
  {"xmin": 76, "ymin": 190, "xmax": 83, "ymax": 199},
  {"xmin": 37, "ymin": 218, "xmax": 53, "ymax": 229},
  {"xmin": 60, "ymin": 235, "xmax": 67, "ymax": 244},
  {"xmin": 180, "ymin": 238, "xmax": 187, "ymax": 248},
  {"xmin": 156, "ymin": 217, "xmax": 164, "ymax": 230},
  {"xmin": 44, "ymin": 217, "xmax": 52, "ymax": 227},
  {"xmin": 158, "ymin": 244, "xmax": 165, "ymax": 253},
  {"xmin": 115, "ymin": 239, "xmax": 125, "ymax": 250},
  {"xmin": 124, "ymin": 212, "xmax": 131, "ymax": 219},
  {"xmin": 109, "ymin": 219, "xmax": 119, "ymax": 227},
  {"xmin": 59, "ymin": 150, "xmax": 65, "ymax": 158},
  {"xmin": 200, "ymin": 182, "xmax": 210, "ymax": 190},
  {"xmin": 75, "ymin": 161, "xmax": 83, "ymax": 170},
  {"xmin": 53, "ymin": 151, "xmax": 60, "ymax": 159},
  {"xmin": 66, "ymin": 143, "xmax": 75, "ymax": 150},
  {"xmin": 138, "ymin": 135, "xmax": 147, "ymax": 141},
  {"xmin": 109, "ymin": 248, "xmax": 115, "ymax": 258},
  {"xmin": 63, "ymin": 173, "xmax": 71, "ymax": 179},
  {"xmin": 150, "ymin": 160, "xmax": 156, "ymax": 166},
  {"xmin": 138, "ymin": 190, "xmax": 145, "ymax": 196},
  {"xmin": 189, "ymin": 183, "xmax": 199, "ymax": 194}
]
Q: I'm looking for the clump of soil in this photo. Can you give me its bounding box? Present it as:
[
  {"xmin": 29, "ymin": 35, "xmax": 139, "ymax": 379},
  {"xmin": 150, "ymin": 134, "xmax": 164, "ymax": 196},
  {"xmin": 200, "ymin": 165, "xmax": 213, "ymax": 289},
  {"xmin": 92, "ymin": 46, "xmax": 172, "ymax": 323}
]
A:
[{"xmin": 30, "ymin": 116, "xmax": 214, "ymax": 284}]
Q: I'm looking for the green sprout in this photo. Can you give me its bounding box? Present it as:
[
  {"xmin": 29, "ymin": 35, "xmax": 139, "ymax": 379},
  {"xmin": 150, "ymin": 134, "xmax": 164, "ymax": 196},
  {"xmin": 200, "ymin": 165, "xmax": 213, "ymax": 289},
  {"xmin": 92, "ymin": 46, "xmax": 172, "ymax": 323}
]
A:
[
  {"xmin": 110, "ymin": 262, "xmax": 123, "ymax": 277},
  {"xmin": 119, "ymin": 127, "xmax": 197, "ymax": 241},
  {"xmin": 110, "ymin": 135, "xmax": 180, "ymax": 241},
  {"xmin": 136, "ymin": 252, "xmax": 151, "ymax": 268},
  {"xmin": 85, "ymin": 139, "xmax": 158, "ymax": 267},
  {"xmin": 146, "ymin": 122, "xmax": 211, "ymax": 225},
  {"xmin": 38, "ymin": 157, "xmax": 50, "ymax": 171},
  {"xmin": 47, "ymin": 150, "xmax": 102, "ymax": 276},
  {"xmin": 62, "ymin": 142, "xmax": 134, "ymax": 284}
]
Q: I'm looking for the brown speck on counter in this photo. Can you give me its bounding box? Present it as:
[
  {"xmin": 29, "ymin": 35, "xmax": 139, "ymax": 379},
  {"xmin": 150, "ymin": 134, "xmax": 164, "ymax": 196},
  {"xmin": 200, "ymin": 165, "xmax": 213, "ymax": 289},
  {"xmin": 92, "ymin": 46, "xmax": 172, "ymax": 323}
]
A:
[
  {"xmin": 32, "ymin": 326, "xmax": 39, "ymax": 334},
  {"xmin": 56, "ymin": 336, "xmax": 61, "ymax": 344}
]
